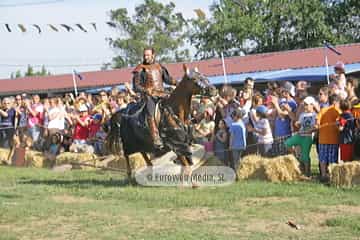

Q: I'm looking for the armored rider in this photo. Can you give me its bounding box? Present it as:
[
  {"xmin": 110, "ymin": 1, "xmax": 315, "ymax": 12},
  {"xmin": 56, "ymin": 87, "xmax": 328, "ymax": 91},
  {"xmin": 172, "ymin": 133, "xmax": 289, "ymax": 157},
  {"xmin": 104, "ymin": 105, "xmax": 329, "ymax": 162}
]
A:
[{"xmin": 132, "ymin": 47, "xmax": 177, "ymax": 151}]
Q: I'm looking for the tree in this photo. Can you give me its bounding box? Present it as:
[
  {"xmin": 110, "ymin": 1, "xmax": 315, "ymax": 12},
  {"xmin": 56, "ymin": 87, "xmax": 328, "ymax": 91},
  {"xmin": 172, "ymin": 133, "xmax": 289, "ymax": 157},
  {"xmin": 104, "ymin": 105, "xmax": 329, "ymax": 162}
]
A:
[
  {"xmin": 108, "ymin": 0, "xmax": 190, "ymax": 68},
  {"xmin": 325, "ymin": 0, "xmax": 360, "ymax": 43},
  {"xmin": 11, "ymin": 65, "xmax": 51, "ymax": 78},
  {"xmin": 189, "ymin": 0, "xmax": 356, "ymax": 60}
]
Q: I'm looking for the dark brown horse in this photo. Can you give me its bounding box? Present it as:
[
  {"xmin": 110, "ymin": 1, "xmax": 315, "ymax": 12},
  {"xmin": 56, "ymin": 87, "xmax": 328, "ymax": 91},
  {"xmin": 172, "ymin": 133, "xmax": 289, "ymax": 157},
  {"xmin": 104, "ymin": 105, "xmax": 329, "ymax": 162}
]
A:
[{"xmin": 106, "ymin": 65, "xmax": 217, "ymax": 180}]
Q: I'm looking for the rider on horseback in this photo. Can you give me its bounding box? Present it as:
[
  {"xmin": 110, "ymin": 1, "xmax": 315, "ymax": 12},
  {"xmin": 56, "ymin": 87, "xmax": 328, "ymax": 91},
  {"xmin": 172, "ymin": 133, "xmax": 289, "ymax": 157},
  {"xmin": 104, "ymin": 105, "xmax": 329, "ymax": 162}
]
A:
[{"xmin": 132, "ymin": 47, "xmax": 177, "ymax": 152}]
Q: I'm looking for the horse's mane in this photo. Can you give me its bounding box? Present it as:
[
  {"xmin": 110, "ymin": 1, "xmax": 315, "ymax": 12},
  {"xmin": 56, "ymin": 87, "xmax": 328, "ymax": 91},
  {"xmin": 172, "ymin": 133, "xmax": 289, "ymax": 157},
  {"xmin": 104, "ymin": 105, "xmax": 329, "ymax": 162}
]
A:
[{"xmin": 166, "ymin": 75, "xmax": 193, "ymax": 121}]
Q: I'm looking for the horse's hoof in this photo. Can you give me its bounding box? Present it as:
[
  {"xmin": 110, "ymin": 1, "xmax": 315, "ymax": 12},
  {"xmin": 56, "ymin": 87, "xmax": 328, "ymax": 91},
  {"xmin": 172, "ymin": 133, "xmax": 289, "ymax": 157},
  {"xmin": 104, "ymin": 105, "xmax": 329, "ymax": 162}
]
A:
[
  {"xmin": 191, "ymin": 183, "xmax": 200, "ymax": 189},
  {"xmin": 125, "ymin": 177, "xmax": 137, "ymax": 186}
]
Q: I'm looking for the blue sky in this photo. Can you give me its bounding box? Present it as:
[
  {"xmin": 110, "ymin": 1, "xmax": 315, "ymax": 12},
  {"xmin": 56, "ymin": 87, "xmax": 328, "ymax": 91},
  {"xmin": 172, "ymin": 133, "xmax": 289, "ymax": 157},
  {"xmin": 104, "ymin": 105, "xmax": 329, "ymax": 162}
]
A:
[{"xmin": 0, "ymin": 0, "xmax": 212, "ymax": 79}]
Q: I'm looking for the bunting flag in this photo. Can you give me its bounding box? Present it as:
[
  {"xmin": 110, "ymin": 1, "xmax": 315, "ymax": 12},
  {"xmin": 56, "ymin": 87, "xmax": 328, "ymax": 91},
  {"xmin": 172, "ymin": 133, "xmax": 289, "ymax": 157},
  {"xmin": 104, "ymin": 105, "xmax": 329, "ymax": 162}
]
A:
[
  {"xmin": 1, "ymin": 22, "xmax": 117, "ymax": 33},
  {"xmin": 90, "ymin": 22, "xmax": 97, "ymax": 31},
  {"xmin": 60, "ymin": 24, "xmax": 74, "ymax": 32},
  {"xmin": 75, "ymin": 24, "xmax": 87, "ymax": 32},
  {"xmin": 5, "ymin": 24, "xmax": 11, "ymax": 32},
  {"xmin": 33, "ymin": 24, "xmax": 42, "ymax": 34},
  {"xmin": 48, "ymin": 24, "xmax": 58, "ymax": 32},
  {"xmin": 18, "ymin": 24, "xmax": 26, "ymax": 32},
  {"xmin": 106, "ymin": 21, "xmax": 117, "ymax": 28}
]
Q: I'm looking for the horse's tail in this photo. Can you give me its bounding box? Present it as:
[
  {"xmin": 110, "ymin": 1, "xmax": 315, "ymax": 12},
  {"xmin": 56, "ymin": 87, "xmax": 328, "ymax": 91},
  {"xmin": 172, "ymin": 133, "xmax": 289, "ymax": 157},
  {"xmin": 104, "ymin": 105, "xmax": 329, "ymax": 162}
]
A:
[{"xmin": 105, "ymin": 111, "xmax": 123, "ymax": 156}]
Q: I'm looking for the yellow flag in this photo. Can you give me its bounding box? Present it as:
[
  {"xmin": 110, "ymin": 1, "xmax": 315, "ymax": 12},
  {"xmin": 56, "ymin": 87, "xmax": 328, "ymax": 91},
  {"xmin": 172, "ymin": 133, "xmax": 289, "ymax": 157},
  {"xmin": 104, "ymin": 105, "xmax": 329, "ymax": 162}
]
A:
[{"xmin": 194, "ymin": 9, "xmax": 206, "ymax": 19}]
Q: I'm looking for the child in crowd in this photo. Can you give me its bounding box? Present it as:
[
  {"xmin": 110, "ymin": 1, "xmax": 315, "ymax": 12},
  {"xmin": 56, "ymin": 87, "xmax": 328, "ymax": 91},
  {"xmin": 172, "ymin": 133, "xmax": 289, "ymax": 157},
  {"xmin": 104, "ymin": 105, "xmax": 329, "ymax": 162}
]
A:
[
  {"xmin": 61, "ymin": 135, "xmax": 73, "ymax": 152},
  {"xmin": 72, "ymin": 104, "xmax": 90, "ymax": 145},
  {"xmin": 338, "ymin": 100, "xmax": 355, "ymax": 162},
  {"xmin": 44, "ymin": 133, "xmax": 62, "ymax": 166},
  {"xmin": 88, "ymin": 113, "xmax": 102, "ymax": 139},
  {"xmin": 229, "ymin": 109, "xmax": 246, "ymax": 170},
  {"xmin": 93, "ymin": 125, "xmax": 108, "ymax": 155},
  {"xmin": 285, "ymin": 97, "xmax": 317, "ymax": 177},
  {"xmin": 213, "ymin": 119, "xmax": 229, "ymax": 165},
  {"xmin": 88, "ymin": 113, "xmax": 105, "ymax": 155},
  {"xmin": 249, "ymin": 105, "xmax": 273, "ymax": 157},
  {"xmin": 271, "ymin": 96, "xmax": 292, "ymax": 156}
]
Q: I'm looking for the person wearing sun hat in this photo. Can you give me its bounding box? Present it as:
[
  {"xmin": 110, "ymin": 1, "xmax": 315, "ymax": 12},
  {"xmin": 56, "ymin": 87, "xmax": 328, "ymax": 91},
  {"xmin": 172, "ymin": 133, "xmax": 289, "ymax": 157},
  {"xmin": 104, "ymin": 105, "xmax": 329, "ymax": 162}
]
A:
[
  {"xmin": 71, "ymin": 104, "xmax": 90, "ymax": 145},
  {"xmin": 285, "ymin": 96, "xmax": 318, "ymax": 177},
  {"xmin": 334, "ymin": 61, "xmax": 347, "ymax": 99}
]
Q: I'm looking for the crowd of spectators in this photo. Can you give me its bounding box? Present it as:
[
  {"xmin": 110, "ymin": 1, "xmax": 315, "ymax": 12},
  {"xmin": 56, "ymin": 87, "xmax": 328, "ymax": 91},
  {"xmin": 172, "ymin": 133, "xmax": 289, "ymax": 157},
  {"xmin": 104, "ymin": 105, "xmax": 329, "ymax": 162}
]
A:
[
  {"xmin": 0, "ymin": 82, "xmax": 137, "ymax": 163},
  {"xmin": 191, "ymin": 62, "xmax": 360, "ymax": 181},
  {"xmin": 0, "ymin": 62, "xmax": 359, "ymax": 181}
]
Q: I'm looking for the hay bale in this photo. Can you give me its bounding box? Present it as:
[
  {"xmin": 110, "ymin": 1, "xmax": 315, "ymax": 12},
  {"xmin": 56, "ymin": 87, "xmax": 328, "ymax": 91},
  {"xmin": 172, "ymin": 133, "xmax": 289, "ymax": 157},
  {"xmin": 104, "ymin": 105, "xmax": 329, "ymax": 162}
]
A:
[
  {"xmin": 0, "ymin": 147, "xmax": 47, "ymax": 168},
  {"xmin": 264, "ymin": 155, "xmax": 302, "ymax": 182},
  {"xmin": 329, "ymin": 162, "xmax": 360, "ymax": 187},
  {"xmin": 236, "ymin": 154, "xmax": 302, "ymax": 182},
  {"xmin": 237, "ymin": 155, "xmax": 267, "ymax": 180},
  {"xmin": 128, "ymin": 153, "xmax": 147, "ymax": 170},
  {"xmin": 56, "ymin": 152, "xmax": 97, "ymax": 169},
  {"xmin": 25, "ymin": 150, "xmax": 47, "ymax": 168},
  {"xmin": 0, "ymin": 148, "xmax": 11, "ymax": 165},
  {"xmin": 98, "ymin": 154, "xmax": 127, "ymax": 170}
]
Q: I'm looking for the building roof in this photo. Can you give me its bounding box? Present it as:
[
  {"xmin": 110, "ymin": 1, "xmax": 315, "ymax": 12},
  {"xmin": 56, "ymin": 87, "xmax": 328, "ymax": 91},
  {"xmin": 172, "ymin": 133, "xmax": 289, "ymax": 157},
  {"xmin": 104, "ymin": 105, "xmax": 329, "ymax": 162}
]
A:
[{"xmin": 1, "ymin": 43, "xmax": 360, "ymax": 95}]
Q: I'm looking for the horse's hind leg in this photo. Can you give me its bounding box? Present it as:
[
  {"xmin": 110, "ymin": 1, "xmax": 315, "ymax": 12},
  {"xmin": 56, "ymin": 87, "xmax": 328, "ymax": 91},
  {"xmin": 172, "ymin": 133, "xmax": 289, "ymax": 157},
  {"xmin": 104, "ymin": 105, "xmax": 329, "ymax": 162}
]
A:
[{"xmin": 141, "ymin": 152, "xmax": 153, "ymax": 166}]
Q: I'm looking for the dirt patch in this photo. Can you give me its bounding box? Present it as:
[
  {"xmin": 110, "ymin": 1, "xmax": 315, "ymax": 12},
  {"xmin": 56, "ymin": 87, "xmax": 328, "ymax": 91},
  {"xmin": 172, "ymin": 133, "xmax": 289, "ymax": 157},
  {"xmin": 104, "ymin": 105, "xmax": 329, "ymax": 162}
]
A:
[
  {"xmin": 0, "ymin": 216, "xmax": 88, "ymax": 240},
  {"xmin": 326, "ymin": 205, "xmax": 360, "ymax": 215},
  {"xmin": 52, "ymin": 195, "xmax": 94, "ymax": 204},
  {"xmin": 237, "ymin": 197, "xmax": 298, "ymax": 207},
  {"xmin": 169, "ymin": 207, "xmax": 229, "ymax": 222},
  {"xmin": 311, "ymin": 204, "xmax": 360, "ymax": 226}
]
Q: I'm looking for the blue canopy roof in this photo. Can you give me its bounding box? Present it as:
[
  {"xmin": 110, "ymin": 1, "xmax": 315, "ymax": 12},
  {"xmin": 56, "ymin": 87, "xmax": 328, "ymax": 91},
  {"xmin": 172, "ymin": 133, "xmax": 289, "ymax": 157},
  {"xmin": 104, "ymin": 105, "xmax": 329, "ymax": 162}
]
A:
[{"xmin": 208, "ymin": 62, "xmax": 360, "ymax": 85}]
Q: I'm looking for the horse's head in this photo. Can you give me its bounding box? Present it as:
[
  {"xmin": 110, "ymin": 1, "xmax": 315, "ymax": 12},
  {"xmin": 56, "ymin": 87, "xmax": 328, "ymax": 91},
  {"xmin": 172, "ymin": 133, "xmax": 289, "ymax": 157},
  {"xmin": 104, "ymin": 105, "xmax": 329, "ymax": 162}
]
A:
[{"xmin": 181, "ymin": 65, "xmax": 218, "ymax": 97}]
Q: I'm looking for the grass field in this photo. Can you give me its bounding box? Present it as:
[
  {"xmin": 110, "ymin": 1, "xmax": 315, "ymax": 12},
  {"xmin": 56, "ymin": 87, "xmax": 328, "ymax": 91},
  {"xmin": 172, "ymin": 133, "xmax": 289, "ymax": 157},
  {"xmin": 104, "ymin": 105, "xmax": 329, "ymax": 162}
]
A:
[{"xmin": 1, "ymin": 157, "xmax": 360, "ymax": 240}]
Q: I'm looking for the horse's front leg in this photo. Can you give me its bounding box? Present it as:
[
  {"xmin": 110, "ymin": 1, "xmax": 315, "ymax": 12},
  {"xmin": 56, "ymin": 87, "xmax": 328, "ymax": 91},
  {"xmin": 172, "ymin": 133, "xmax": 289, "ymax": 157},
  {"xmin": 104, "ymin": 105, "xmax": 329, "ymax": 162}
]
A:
[
  {"xmin": 178, "ymin": 156, "xmax": 192, "ymax": 186},
  {"xmin": 124, "ymin": 155, "xmax": 135, "ymax": 185}
]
